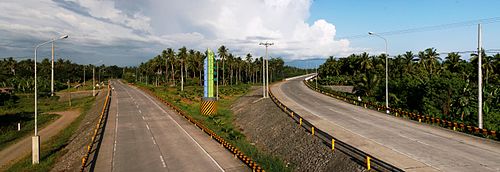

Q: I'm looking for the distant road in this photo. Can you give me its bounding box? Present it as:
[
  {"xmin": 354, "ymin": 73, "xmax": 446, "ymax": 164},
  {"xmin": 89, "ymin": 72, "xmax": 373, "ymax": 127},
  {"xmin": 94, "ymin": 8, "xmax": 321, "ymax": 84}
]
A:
[
  {"xmin": 94, "ymin": 80, "xmax": 247, "ymax": 172},
  {"xmin": 272, "ymin": 75, "xmax": 500, "ymax": 172}
]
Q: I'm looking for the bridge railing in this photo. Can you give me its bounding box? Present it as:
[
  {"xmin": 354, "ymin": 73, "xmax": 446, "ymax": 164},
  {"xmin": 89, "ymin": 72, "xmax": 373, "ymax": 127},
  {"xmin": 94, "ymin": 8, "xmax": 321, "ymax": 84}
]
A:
[
  {"xmin": 303, "ymin": 76, "xmax": 498, "ymax": 141},
  {"xmin": 269, "ymin": 80, "xmax": 403, "ymax": 172}
]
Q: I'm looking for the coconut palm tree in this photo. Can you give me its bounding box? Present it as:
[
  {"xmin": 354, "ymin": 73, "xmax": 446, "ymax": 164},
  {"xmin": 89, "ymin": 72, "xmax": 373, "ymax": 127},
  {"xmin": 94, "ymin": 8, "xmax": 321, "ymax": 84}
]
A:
[
  {"xmin": 166, "ymin": 48, "xmax": 176, "ymax": 85},
  {"xmin": 402, "ymin": 51, "xmax": 414, "ymax": 74},
  {"xmin": 444, "ymin": 52, "xmax": 461, "ymax": 73},
  {"xmin": 424, "ymin": 48, "xmax": 440, "ymax": 75},
  {"xmin": 161, "ymin": 50, "xmax": 168, "ymax": 84},
  {"xmin": 217, "ymin": 45, "xmax": 228, "ymax": 86}
]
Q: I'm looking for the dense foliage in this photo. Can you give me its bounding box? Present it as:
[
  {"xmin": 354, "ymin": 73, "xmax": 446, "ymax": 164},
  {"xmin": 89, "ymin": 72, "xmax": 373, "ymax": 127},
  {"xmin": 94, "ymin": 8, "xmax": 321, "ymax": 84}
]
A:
[
  {"xmin": 318, "ymin": 49, "xmax": 500, "ymax": 131},
  {"xmin": 0, "ymin": 57, "xmax": 123, "ymax": 95},
  {"xmin": 128, "ymin": 45, "xmax": 307, "ymax": 86}
]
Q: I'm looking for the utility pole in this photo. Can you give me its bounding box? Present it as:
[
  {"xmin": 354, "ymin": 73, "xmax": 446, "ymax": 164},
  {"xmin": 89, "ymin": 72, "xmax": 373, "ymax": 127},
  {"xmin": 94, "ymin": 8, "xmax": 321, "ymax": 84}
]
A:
[
  {"xmin": 93, "ymin": 67, "xmax": 95, "ymax": 96},
  {"xmin": 83, "ymin": 66, "xmax": 86, "ymax": 86},
  {"xmin": 51, "ymin": 42, "xmax": 54, "ymax": 96},
  {"xmin": 315, "ymin": 67, "xmax": 318, "ymax": 88},
  {"xmin": 180, "ymin": 59, "xmax": 184, "ymax": 91},
  {"xmin": 67, "ymin": 80, "xmax": 71, "ymax": 107},
  {"xmin": 216, "ymin": 59, "xmax": 219, "ymax": 100},
  {"xmin": 259, "ymin": 42, "xmax": 273, "ymax": 98},
  {"xmin": 478, "ymin": 23, "xmax": 483, "ymax": 129}
]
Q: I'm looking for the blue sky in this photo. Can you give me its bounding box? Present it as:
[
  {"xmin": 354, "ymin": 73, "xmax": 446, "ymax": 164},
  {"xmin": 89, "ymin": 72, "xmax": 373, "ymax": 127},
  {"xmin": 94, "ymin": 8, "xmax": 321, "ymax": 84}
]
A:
[
  {"xmin": 308, "ymin": 0, "xmax": 500, "ymax": 58},
  {"xmin": 0, "ymin": 0, "xmax": 498, "ymax": 67}
]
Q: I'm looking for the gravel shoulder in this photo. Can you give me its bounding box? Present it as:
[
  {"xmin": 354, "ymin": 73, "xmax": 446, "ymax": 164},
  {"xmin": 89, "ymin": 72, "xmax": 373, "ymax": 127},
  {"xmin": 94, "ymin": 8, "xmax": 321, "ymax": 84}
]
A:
[
  {"xmin": 50, "ymin": 91, "xmax": 107, "ymax": 171},
  {"xmin": 232, "ymin": 86, "xmax": 364, "ymax": 172}
]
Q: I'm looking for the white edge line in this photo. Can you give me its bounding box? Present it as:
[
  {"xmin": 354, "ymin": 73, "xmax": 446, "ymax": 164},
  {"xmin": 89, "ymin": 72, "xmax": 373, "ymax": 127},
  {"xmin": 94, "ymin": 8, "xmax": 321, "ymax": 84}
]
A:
[
  {"xmin": 159, "ymin": 155, "xmax": 167, "ymax": 168},
  {"xmin": 136, "ymin": 88, "xmax": 226, "ymax": 172}
]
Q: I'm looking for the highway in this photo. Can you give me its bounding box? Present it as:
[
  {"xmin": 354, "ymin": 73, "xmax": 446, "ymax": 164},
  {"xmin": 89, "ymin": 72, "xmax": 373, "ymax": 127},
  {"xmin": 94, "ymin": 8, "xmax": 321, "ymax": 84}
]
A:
[
  {"xmin": 271, "ymin": 75, "xmax": 500, "ymax": 172},
  {"xmin": 93, "ymin": 80, "xmax": 247, "ymax": 172}
]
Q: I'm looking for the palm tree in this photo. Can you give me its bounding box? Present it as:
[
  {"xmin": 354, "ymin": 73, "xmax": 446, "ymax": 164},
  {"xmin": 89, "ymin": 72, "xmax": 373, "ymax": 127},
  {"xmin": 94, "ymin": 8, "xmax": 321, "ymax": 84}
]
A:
[
  {"xmin": 245, "ymin": 53, "xmax": 252, "ymax": 83},
  {"xmin": 178, "ymin": 47, "xmax": 188, "ymax": 88},
  {"xmin": 217, "ymin": 45, "xmax": 228, "ymax": 86},
  {"xmin": 424, "ymin": 48, "xmax": 440, "ymax": 75},
  {"xmin": 359, "ymin": 52, "xmax": 372, "ymax": 74},
  {"xmin": 161, "ymin": 50, "xmax": 168, "ymax": 84},
  {"xmin": 166, "ymin": 48, "xmax": 176, "ymax": 85},
  {"xmin": 402, "ymin": 51, "xmax": 414, "ymax": 74},
  {"xmin": 444, "ymin": 52, "xmax": 461, "ymax": 73},
  {"xmin": 471, "ymin": 49, "xmax": 494, "ymax": 84},
  {"xmin": 195, "ymin": 51, "xmax": 204, "ymax": 85}
]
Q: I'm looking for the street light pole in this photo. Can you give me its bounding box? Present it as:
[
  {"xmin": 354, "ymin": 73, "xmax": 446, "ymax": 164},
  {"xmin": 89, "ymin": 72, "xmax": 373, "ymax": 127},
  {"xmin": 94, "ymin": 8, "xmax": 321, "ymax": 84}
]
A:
[
  {"xmin": 33, "ymin": 34, "xmax": 68, "ymax": 164},
  {"xmin": 478, "ymin": 23, "xmax": 483, "ymax": 129},
  {"xmin": 51, "ymin": 42, "xmax": 54, "ymax": 96},
  {"xmin": 259, "ymin": 42, "xmax": 273, "ymax": 98},
  {"xmin": 83, "ymin": 66, "xmax": 86, "ymax": 86},
  {"xmin": 93, "ymin": 67, "xmax": 95, "ymax": 96},
  {"xmin": 369, "ymin": 32, "xmax": 389, "ymax": 114}
]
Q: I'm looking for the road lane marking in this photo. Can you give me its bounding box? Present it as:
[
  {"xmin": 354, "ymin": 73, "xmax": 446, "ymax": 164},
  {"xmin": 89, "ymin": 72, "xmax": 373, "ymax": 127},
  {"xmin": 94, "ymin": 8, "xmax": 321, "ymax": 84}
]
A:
[
  {"xmin": 159, "ymin": 155, "xmax": 166, "ymax": 168},
  {"xmin": 138, "ymin": 110, "xmax": 142, "ymax": 113},
  {"xmin": 276, "ymin": 80, "xmax": 441, "ymax": 171},
  {"xmin": 146, "ymin": 124, "xmax": 150, "ymax": 130},
  {"xmin": 152, "ymin": 137, "xmax": 157, "ymax": 145},
  {"xmin": 135, "ymin": 87, "xmax": 225, "ymax": 172},
  {"xmin": 142, "ymin": 116, "xmax": 145, "ymax": 120}
]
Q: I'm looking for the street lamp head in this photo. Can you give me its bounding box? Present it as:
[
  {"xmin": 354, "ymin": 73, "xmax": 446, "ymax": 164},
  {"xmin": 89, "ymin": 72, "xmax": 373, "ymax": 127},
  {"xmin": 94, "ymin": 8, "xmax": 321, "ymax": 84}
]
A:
[
  {"xmin": 59, "ymin": 35, "xmax": 69, "ymax": 40},
  {"xmin": 368, "ymin": 32, "xmax": 374, "ymax": 35}
]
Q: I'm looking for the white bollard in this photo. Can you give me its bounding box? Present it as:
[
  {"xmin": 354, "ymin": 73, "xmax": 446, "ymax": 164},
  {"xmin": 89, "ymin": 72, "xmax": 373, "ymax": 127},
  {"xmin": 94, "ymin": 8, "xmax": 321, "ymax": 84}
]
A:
[{"xmin": 18, "ymin": 123, "xmax": 20, "ymax": 131}]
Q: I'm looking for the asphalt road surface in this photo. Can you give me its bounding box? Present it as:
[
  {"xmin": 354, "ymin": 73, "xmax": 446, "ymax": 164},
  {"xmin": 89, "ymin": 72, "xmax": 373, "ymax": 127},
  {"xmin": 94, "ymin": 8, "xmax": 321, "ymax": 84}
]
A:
[
  {"xmin": 271, "ymin": 75, "xmax": 500, "ymax": 172},
  {"xmin": 93, "ymin": 80, "xmax": 247, "ymax": 172}
]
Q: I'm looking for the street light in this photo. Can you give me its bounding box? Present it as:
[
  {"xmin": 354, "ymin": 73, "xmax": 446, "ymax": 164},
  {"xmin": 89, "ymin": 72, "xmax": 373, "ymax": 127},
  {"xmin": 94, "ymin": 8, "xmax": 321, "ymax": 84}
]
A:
[
  {"xmin": 33, "ymin": 34, "xmax": 68, "ymax": 164},
  {"xmin": 368, "ymin": 32, "xmax": 389, "ymax": 114},
  {"xmin": 259, "ymin": 42, "xmax": 273, "ymax": 98}
]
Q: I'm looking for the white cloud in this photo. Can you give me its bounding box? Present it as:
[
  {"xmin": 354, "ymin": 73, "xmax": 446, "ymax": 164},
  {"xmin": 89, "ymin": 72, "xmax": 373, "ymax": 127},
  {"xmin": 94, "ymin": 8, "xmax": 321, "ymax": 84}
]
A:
[{"xmin": 0, "ymin": 0, "xmax": 353, "ymax": 65}]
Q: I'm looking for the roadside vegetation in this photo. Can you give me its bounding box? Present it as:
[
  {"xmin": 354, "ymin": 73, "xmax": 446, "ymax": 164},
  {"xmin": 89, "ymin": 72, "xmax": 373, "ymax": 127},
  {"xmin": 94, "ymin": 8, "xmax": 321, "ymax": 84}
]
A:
[
  {"xmin": 317, "ymin": 49, "xmax": 500, "ymax": 132},
  {"xmin": 0, "ymin": 94, "xmax": 94, "ymax": 150},
  {"xmin": 5, "ymin": 95, "xmax": 95, "ymax": 171},
  {"xmin": 131, "ymin": 45, "xmax": 308, "ymax": 171}
]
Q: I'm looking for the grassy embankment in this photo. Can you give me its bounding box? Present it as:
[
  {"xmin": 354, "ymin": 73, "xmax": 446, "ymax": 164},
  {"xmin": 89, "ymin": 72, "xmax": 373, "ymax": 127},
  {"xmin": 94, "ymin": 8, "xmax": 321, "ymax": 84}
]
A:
[
  {"xmin": 3, "ymin": 94, "xmax": 95, "ymax": 171},
  {"xmin": 138, "ymin": 83, "xmax": 291, "ymax": 172}
]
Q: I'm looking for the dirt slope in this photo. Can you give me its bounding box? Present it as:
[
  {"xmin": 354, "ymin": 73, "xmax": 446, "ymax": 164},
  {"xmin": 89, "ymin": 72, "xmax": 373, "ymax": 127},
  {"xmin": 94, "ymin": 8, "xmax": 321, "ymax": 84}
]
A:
[{"xmin": 232, "ymin": 86, "xmax": 364, "ymax": 172}]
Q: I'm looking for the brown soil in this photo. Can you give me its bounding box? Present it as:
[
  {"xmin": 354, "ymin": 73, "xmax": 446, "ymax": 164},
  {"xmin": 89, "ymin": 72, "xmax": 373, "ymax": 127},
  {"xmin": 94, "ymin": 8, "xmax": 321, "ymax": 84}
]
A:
[
  {"xmin": 232, "ymin": 86, "xmax": 364, "ymax": 172},
  {"xmin": 0, "ymin": 110, "xmax": 80, "ymax": 169},
  {"xmin": 51, "ymin": 92, "xmax": 107, "ymax": 172}
]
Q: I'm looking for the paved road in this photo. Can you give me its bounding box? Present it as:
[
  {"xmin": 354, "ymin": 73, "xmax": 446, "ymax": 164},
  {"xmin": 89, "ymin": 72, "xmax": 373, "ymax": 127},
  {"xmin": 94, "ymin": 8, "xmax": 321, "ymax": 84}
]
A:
[
  {"xmin": 272, "ymin": 75, "xmax": 500, "ymax": 172},
  {"xmin": 94, "ymin": 80, "xmax": 247, "ymax": 172},
  {"xmin": 0, "ymin": 109, "xmax": 80, "ymax": 169}
]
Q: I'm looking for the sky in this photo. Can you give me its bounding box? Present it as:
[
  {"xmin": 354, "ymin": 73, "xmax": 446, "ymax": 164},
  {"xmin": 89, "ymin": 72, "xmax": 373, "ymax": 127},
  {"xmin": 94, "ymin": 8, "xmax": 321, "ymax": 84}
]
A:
[{"xmin": 0, "ymin": 0, "xmax": 499, "ymax": 67}]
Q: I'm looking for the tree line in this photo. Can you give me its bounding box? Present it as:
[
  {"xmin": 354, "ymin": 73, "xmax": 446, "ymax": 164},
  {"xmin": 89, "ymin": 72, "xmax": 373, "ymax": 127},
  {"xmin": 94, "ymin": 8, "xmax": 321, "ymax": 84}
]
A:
[
  {"xmin": 126, "ymin": 45, "xmax": 306, "ymax": 87},
  {"xmin": 0, "ymin": 57, "xmax": 123, "ymax": 95},
  {"xmin": 318, "ymin": 48, "xmax": 500, "ymax": 131}
]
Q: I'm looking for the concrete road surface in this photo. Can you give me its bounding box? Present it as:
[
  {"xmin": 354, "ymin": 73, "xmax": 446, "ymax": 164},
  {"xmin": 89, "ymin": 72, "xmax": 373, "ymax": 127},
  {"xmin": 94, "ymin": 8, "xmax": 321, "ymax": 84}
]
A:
[
  {"xmin": 94, "ymin": 80, "xmax": 247, "ymax": 172},
  {"xmin": 272, "ymin": 75, "xmax": 500, "ymax": 172}
]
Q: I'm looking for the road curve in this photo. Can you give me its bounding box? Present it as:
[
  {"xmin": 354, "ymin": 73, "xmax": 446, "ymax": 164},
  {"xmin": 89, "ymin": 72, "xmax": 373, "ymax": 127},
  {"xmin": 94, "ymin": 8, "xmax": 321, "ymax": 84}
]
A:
[
  {"xmin": 93, "ymin": 80, "xmax": 247, "ymax": 172},
  {"xmin": 271, "ymin": 75, "xmax": 500, "ymax": 172}
]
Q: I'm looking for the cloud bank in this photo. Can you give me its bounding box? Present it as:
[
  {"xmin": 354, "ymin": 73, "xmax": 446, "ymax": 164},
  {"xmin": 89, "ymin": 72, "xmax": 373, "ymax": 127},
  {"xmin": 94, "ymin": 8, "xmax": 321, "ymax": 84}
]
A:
[{"xmin": 0, "ymin": 0, "xmax": 352, "ymax": 66}]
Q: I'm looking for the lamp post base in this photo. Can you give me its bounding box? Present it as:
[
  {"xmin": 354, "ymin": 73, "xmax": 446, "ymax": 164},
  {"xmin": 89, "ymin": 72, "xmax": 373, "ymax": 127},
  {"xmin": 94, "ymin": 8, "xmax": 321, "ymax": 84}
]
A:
[{"xmin": 32, "ymin": 135, "xmax": 40, "ymax": 164}]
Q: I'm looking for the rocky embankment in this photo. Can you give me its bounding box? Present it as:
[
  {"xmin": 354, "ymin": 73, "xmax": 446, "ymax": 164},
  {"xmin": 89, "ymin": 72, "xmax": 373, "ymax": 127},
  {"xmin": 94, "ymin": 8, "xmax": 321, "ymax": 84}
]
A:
[{"xmin": 232, "ymin": 87, "xmax": 364, "ymax": 172}]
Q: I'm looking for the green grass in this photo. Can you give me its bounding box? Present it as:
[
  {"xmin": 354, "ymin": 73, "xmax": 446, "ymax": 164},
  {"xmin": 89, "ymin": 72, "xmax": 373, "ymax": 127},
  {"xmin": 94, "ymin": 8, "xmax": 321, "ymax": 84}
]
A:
[
  {"xmin": 0, "ymin": 93, "xmax": 95, "ymax": 150},
  {"xmin": 6, "ymin": 95, "xmax": 95, "ymax": 171},
  {"xmin": 139, "ymin": 83, "xmax": 291, "ymax": 172}
]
